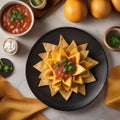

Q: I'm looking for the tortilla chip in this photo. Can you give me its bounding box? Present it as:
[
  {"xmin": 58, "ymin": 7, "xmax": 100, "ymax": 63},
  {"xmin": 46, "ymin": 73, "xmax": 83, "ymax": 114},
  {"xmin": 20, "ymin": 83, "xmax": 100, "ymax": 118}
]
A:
[
  {"xmin": 33, "ymin": 61, "xmax": 48, "ymax": 72},
  {"xmin": 66, "ymin": 40, "xmax": 77, "ymax": 53},
  {"xmin": 69, "ymin": 52, "xmax": 80, "ymax": 64},
  {"xmin": 59, "ymin": 87, "xmax": 72, "ymax": 101},
  {"xmin": 80, "ymin": 50, "xmax": 89, "ymax": 60},
  {"xmin": 52, "ymin": 82, "xmax": 61, "ymax": 91},
  {"xmin": 78, "ymin": 43, "xmax": 88, "ymax": 51},
  {"xmin": 44, "ymin": 59, "xmax": 55, "ymax": 67},
  {"xmin": 52, "ymin": 46, "xmax": 60, "ymax": 52},
  {"xmin": 58, "ymin": 48, "xmax": 68, "ymax": 60},
  {"xmin": 83, "ymin": 72, "xmax": 96, "ymax": 83},
  {"xmin": 43, "ymin": 43, "xmax": 57, "ymax": 52},
  {"xmin": 73, "ymin": 75, "xmax": 84, "ymax": 84},
  {"xmin": 59, "ymin": 35, "xmax": 69, "ymax": 48},
  {"xmin": 71, "ymin": 83, "xmax": 78, "ymax": 93},
  {"xmin": 51, "ymin": 52, "xmax": 59, "ymax": 60},
  {"xmin": 62, "ymin": 77, "xmax": 72, "ymax": 87},
  {"xmin": 78, "ymin": 84, "xmax": 86, "ymax": 95},
  {"xmin": 69, "ymin": 48, "xmax": 78, "ymax": 56},
  {"xmin": 39, "ymin": 52, "xmax": 47, "ymax": 59},
  {"xmin": 39, "ymin": 69, "xmax": 54, "ymax": 80},
  {"xmin": 80, "ymin": 70, "xmax": 91, "ymax": 78},
  {"xmin": 52, "ymin": 79, "xmax": 61, "ymax": 86},
  {"xmin": 38, "ymin": 79, "xmax": 51, "ymax": 87},
  {"xmin": 85, "ymin": 57, "xmax": 99, "ymax": 68},
  {"xmin": 62, "ymin": 84, "xmax": 71, "ymax": 91},
  {"xmin": 49, "ymin": 84, "xmax": 59, "ymax": 96},
  {"xmin": 80, "ymin": 60, "xmax": 93, "ymax": 69},
  {"xmin": 74, "ymin": 65, "xmax": 86, "ymax": 76}
]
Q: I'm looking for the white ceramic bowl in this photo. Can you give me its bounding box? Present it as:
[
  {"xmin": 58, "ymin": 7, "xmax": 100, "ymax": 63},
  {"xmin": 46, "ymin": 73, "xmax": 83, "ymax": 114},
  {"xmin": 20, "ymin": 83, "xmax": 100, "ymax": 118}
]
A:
[
  {"xmin": 2, "ymin": 38, "xmax": 19, "ymax": 55},
  {"xmin": 0, "ymin": 0, "xmax": 34, "ymax": 36}
]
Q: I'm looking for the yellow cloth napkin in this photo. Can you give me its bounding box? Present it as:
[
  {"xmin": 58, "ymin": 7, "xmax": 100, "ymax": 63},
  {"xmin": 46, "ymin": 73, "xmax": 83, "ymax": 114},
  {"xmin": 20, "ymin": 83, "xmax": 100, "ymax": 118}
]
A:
[
  {"xmin": 105, "ymin": 65, "xmax": 120, "ymax": 110},
  {"xmin": 0, "ymin": 75, "xmax": 48, "ymax": 120}
]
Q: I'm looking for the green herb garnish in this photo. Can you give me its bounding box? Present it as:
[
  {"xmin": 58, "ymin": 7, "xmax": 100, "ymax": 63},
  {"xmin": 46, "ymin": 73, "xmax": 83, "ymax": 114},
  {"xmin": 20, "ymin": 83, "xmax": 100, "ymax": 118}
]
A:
[
  {"xmin": 54, "ymin": 58, "xmax": 75, "ymax": 73},
  {"xmin": 63, "ymin": 65, "xmax": 68, "ymax": 72},
  {"xmin": 61, "ymin": 58, "xmax": 67, "ymax": 64},
  {"xmin": 0, "ymin": 59, "xmax": 13, "ymax": 73},
  {"xmin": 67, "ymin": 61, "xmax": 72, "ymax": 66},
  {"xmin": 55, "ymin": 63, "xmax": 59, "ymax": 68},
  {"xmin": 11, "ymin": 10, "xmax": 26, "ymax": 22},
  {"xmin": 68, "ymin": 66, "xmax": 75, "ymax": 72},
  {"xmin": 107, "ymin": 33, "xmax": 120, "ymax": 48},
  {"xmin": 62, "ymin": 58, "xmax": 75, "ymax": 72}
]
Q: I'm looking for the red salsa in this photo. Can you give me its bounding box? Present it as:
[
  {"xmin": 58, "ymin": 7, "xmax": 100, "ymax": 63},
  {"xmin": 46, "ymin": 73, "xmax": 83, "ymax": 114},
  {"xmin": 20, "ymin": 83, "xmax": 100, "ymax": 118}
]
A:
[
  {"xmin": 53, "ymin": 57, "xmax": 76, "ymax": 80},
  {"xmin": 1, "ymin": 4, "xmax": 32, "ymax": 34}
]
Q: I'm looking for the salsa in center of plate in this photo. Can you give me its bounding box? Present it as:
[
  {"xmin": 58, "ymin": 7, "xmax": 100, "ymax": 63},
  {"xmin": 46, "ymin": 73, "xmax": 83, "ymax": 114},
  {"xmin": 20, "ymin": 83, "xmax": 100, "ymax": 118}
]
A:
[{"xmin": 53, "ymin": 57, "xmax": 76, "ymax": 80}]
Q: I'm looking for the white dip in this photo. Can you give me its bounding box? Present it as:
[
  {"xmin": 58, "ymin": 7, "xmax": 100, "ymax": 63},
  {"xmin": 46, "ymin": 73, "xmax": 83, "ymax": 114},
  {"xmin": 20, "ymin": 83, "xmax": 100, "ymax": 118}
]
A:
[{"xmin": 3, "ymin": 38, "xmax": 18, "ymax": 55}]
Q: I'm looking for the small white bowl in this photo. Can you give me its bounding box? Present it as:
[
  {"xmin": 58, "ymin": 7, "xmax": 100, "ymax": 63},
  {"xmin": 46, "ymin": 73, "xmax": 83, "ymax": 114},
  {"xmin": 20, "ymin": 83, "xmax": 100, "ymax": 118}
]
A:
[
  {"xmin": 29, "ymin": 0, "xmax": 47, "ymax": 9},
  {"xmin": 103, "ymin": 26, "xmax": 120, "ymax": 51},
  {"xmin": 2, "ymin": 38, "xmax": 19, "ymax": 55},
  {"xmin": 0, "ymin": 0, "xmax": 34, "ymax": 36}
]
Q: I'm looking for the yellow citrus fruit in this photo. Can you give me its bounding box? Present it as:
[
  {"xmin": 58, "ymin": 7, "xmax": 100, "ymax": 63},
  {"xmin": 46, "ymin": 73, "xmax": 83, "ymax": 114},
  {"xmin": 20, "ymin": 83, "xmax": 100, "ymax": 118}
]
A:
[
  {"xmin": 64, "ymin": 0, "xmax": 88, "ymax": 22},
  {"xmin": 111, "ymin": 0, "xmax": 120, "ymax": 12},
  {"xmin": 89, "ymin": 0, "xmax": 112, "ymax": 19}
]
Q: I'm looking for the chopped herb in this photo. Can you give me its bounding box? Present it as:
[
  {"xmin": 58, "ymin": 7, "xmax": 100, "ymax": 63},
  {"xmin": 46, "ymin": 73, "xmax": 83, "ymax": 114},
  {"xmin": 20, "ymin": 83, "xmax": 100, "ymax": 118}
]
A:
[
  {"xmin": 63, "ymin": 65, "xmax": 68, "ymax": 72},
  {"xmin": 0, "ymin": 59, "xmax": 4, "ymax": 66},
  {"xmin": 61, "ymin": 58, "xmax": 67, "ymax": 64},
  {"xmin": 0, "ymin": 64, "xmax": 2, "ymax": 70},
  {"xmin": 0, "ymin": 59, "xmax": 13, "ymax": 73},
  {"xmin": 67, "ymin": 61, "xmax": 72, "ymax": 66},
  {"xmin": 11, "ymin": 10, "xmax": 26, "ymax": 22},
  {"xmin": 107, "ymin": 32, "xmax": 120, "ymax": 48},
  {"xmin": 54, "ymin": 58, "xmax": 75, "ymax": 73},
  {"xmin": 62, "ymin": 58, "xmax": 75, "ymax": 72},
  {"xmin": 55, "ymin": 63, "xmax": 59, "ymax": 68},
  {"xmin": 4, "ymin": 64, "xmax": 13, "ymax": 73},
  {"xmin": 68, "ymin": 66, "xmax": 75, "ymax": 72}
]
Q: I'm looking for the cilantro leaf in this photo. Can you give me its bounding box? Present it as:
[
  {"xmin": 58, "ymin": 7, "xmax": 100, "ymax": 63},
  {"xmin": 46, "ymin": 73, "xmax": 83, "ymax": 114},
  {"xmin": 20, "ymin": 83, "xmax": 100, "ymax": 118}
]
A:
[{"xmin": 11, "ymin": 10, "xmax": 26, "ymax": 22}]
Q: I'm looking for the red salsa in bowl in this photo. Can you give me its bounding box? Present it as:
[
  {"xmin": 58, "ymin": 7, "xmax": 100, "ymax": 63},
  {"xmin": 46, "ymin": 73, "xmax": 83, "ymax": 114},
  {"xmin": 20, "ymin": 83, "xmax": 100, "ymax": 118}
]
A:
[{"xmin": 0, "ymin": 1, "xmax": 34, "ymax": 36}]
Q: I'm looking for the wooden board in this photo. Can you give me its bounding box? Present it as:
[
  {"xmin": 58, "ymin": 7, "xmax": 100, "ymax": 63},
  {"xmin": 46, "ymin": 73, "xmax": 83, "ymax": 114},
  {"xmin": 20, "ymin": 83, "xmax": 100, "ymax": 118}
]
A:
[{"xmin": 21, "ymin": 0, "xmax": 65, "ymax": 19}]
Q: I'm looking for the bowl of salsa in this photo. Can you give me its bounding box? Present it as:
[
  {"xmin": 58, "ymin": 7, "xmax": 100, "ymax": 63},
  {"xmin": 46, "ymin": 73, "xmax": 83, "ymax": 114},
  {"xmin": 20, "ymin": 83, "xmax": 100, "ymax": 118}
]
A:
[{"xmin": 0, "ymin": 0, "xmax": 34, "ymax": 36}]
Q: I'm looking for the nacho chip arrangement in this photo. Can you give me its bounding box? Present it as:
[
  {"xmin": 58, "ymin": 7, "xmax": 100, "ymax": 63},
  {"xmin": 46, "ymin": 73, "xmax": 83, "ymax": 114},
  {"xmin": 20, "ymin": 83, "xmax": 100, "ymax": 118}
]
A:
[{"xmin": 33, "ymin": 35, "xmax": 99, "ymax": 101}]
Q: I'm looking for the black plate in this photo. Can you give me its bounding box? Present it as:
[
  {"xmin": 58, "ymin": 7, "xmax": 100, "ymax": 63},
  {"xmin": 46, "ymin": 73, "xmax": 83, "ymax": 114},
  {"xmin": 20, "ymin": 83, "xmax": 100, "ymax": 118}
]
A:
[{"xmin": 26, "ymin": 27, "xmax": 108, "ymax": 111}]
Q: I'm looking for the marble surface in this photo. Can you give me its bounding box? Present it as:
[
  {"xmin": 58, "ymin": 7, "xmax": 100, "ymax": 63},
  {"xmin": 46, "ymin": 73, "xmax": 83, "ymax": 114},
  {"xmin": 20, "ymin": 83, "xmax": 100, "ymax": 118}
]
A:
[{"xmin": 0, "ymin": 0, "xmax": 120, "ymax": 120}]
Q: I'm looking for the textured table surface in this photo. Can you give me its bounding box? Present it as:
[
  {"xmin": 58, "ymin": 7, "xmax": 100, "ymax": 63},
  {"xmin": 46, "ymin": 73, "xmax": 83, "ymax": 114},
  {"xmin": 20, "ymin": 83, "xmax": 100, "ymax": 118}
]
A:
[{"xmin": 0, "ymin": 0, "xmax": 120, "ymax": 120}]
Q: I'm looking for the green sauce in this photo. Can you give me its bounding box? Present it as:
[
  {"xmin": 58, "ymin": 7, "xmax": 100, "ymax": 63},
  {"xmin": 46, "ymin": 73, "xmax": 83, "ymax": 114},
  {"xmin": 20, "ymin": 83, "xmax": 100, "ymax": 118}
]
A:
[
  {"xmin": 31, "ymin": 0, "xmax": 43, "ymax": 6},
  {"xmin": 106, "ymin": 32, "xmax": 120, "ymax": 48}
]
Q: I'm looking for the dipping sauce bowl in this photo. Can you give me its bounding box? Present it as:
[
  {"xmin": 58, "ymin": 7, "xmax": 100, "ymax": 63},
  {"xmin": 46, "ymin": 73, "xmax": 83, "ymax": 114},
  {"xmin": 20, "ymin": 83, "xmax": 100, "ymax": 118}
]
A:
[
  {"xmin": 29, "ymin": 0, "xmax": 47, "ymax": 9},
  {"xmin": 103, "ymin": 26, "xmax": 120, "ymax": 51},
  {"xmin": 2, "ymin": 38, "xmax": 19, "ymax": 55},
  {"xmin": 0, "ymin": 0, "xmax": 34, "ymax": 36}
]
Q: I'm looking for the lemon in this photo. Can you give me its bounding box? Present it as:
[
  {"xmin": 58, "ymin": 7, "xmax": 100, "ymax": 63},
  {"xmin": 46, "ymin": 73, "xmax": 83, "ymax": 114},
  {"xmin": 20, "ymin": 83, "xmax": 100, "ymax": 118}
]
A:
[
  {"xmin": 64, "ymin": 0, "xmax": 88, "ymax": 22},
  {"xmin": 111, "ymin": 0, "xmax": 120, "ymax": 12},
  {"xmin": 89, "ymin": 0, "xmax": 112, "ymax": 19}
]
